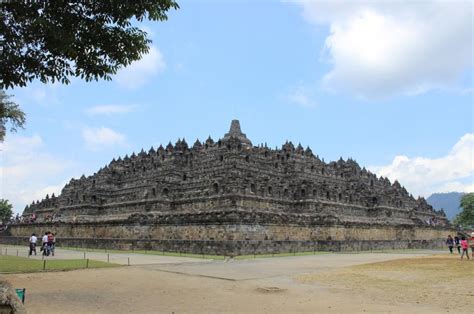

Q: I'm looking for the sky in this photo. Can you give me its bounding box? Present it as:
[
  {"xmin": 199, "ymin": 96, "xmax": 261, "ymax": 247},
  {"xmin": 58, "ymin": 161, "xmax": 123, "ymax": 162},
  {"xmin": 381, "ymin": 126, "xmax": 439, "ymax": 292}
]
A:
[{"xmin": 1, "ymin": 0, "xmax": 473, "ymax": 214}]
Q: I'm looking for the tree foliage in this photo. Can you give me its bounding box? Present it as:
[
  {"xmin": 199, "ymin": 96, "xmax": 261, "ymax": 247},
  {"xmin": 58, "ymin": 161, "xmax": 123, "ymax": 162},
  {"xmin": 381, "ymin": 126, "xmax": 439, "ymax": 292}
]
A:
[
  {"xmin": 453, "ymin": 193, "xmax": 474, "ymax": 228},
  {"xmin": 0, "ymin": 90, "xmax": 26, "ymax": 141},
  {"xmin": 0, "ymin": 0, "xmax": 179, "ymax": 89},
  {"xmin": 0, "ymin": 199, "xmax": 14, "ymax": 224}
]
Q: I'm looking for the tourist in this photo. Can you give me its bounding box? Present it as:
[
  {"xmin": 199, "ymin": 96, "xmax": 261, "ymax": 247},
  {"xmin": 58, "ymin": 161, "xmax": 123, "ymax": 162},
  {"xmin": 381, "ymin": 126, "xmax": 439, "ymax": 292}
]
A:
[
  {"xmin": 41, "ymin": 232, "xmax": 49, "ymax": 256},
  {"xmin": 445, "ymin": 235, "xmax": 454, "ymax": 254},
  {"xmin": 29, "ymin": 233, "xmax": 37, "ymax": 256},
  {"xmin": 454, "ymin": 235, "xmax": 461, "ymax": 254},
  {"xmin": 47, "ymin": 232, "xmax": 55, "ymax": 256},
  {"xmin": 471, "ymin": 232, "xmax": 474, "ymax": 259},
  {"xmin": 460, "ymin": 237, "xmax": 469, "ymax": 260},
  {"xmin": 50, "ymin": 233, "xmax": 56, "ymax": 256}
]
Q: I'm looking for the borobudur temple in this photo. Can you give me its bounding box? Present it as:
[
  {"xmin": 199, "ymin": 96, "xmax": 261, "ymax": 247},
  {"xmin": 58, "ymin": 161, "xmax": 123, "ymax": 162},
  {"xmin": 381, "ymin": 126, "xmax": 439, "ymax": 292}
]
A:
[{"xmin": 5, "ymin": 120, "xmax": 451, "ymax": 254}]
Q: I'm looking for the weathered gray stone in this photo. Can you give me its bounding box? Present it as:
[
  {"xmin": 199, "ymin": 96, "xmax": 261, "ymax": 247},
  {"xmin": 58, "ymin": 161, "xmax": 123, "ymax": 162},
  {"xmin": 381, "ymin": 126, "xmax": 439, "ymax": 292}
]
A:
[
  {"xmin": 0, "ymin": 281, "xmax": 26, "ymax": 314},
  {"xmin": 8, "ymin": 120, "xmax": 449, "ymax": 254},
  {"xmin": 21, "ymin": 120, "xmax": 448, "ymax": 226}
]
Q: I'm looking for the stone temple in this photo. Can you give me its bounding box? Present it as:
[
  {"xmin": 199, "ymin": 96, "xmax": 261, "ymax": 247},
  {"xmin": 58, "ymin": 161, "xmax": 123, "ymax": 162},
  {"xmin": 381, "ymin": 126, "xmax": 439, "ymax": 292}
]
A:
[{"xmin": 6, "ymin": 120, "xmax": 450, "ymax": 254}]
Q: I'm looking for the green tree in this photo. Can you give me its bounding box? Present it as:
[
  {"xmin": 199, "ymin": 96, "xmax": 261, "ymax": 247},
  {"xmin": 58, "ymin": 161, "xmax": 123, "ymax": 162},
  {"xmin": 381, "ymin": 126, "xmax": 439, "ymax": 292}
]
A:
[
  {"xmin": 0, "ymin": 1, "xmax": 178, "ymax": 139},
  {"xmin": 0, "ymin": 199, "xmax": 14, "ymax": 224},
  {"xmin": 0, "ymin": 90, "xmax": 26, "ymax": 142},
  {"xmin": 1, "ymin": 0, "xmax": 179, "ymax": 88},
  {"xmin": 453, "ymin": 193, "xmax": 474, "ymax": 228}
]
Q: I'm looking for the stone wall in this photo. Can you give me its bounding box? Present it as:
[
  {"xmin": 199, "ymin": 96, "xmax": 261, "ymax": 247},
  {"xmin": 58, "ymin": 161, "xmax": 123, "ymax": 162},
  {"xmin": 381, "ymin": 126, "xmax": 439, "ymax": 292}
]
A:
[{"xmin": 3, "ymin": 220, "xmax": 451, "ymax": 255}]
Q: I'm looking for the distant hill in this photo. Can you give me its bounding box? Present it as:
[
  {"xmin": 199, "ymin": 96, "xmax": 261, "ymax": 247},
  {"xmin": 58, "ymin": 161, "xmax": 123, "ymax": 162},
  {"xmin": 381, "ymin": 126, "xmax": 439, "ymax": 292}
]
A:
[{"xmin": 426, "ymin": 192, "xmax": 464, "ymax": 220}]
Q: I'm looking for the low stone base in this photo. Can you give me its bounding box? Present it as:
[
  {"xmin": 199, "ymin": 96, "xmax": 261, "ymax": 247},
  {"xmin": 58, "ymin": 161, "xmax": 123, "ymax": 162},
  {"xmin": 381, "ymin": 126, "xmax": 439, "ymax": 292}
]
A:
[
  {"xmin": 0, "ymin": 236, "xmax": 444, "ymax": 256},
  {"xmin": 3, "ymin": 220, "xmax": 451, "ymax": 256}
]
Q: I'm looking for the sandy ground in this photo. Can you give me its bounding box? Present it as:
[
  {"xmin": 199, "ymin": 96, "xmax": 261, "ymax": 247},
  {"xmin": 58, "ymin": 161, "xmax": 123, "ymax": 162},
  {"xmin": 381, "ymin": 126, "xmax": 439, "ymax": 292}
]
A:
[{"xmin": 3, "ymin": 250, "xmax": 473, "ymax": 313}]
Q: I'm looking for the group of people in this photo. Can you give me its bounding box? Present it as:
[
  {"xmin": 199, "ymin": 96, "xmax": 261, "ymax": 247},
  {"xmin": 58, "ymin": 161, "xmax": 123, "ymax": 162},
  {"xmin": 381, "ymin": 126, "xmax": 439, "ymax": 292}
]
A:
[
  {"xmin": 4, "ymin": 213, "xmax": 37, "ymax": 226},
  {"xmin": 446, "ymin": 232, "xmax": 474, "ymax": 260},
  {"xmin": 28, "ymin": 231, "xmax": 56, "ymax": 256},
  {"xmin": 426, "ymin": 216, "xmax": 439, "ymax": 226}
]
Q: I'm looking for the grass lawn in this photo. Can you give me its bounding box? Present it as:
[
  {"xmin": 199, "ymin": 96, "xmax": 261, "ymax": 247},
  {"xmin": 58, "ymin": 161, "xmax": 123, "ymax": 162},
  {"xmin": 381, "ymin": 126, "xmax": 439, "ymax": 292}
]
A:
[
  {"xmin": 0, "ymin": 255, "xmax": 118, "ymax": 273},
  {"xmin": 31, "ymin": 245, "xmax": 437, "ymax": 260},
  {"xmin": 59, "ymin": 247, "xmax": 331, "ymax": 260},
  {"xmin": 59, "ymin": 246, "xmax": 227, "ymax": 260},
  {"xmin": 1, "ymin": 243, "xmax": 443, "ymax": 262},
  {"xmin": 234, "ymin": 250, "xmax": 331, "ymax": 260},
  {"xmin": 126, "ymin": 250, "xmax": 226, "ymax": 260}
]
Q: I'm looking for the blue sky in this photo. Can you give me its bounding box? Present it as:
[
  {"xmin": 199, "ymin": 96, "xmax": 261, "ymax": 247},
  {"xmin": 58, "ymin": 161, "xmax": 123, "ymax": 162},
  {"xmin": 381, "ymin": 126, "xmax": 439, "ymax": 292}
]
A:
[{"xmin": 1, "ymin": 0, "xmax": 473, "ymax": 214}]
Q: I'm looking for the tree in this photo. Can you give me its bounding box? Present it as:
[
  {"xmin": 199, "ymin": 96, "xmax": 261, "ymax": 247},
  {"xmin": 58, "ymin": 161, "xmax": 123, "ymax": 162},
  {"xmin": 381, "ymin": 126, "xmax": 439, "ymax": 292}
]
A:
[
  {"xmin": 1, "ymin": 1, "xmax": 179, "ymax": 89},
  {"xmin": 0, "ymin": 199, "xmax": 14, "ymax": 225},
  {"xmin": 453, "ymin": 193, "xmax": 474, "ymax": 228},
  {"xmin": 0, "ymin": 90, "xmax": 26, "ymax": 142},
  {"xmin": 0, "ymin": 1, "xmax": 178, "ymax": 139}
]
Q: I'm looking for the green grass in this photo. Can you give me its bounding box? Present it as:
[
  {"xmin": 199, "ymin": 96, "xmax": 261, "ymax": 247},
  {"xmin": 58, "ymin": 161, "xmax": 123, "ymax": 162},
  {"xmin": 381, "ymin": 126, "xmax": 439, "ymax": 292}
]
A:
[
  {"xmin": 59, "ymin": 246, "xmax": 226, "ymax": 260},
  {"xmin": 234, "ymin": 251, "xmax": 331, "ymax": 260},
  {"xmin": 127, "ymin": 250, "xmax": 226, "ymax": 260},
  {"xmin": 0, "ymin": 255, "xmax": 118, "ymax": 273},
  {"xmin": 0, "ymin": 244, "xmax": 445, "ymax": 263},
  {"xmin": 234, "ymin": 248, "xmax": 446, "ymax": 259},
  {"xmin": 341, "ymin": 248, "xmax": 444, "ymax": 254},
  {"xmin": 55, "ymin": 247, "xmax": 333, "ymax": 260}
]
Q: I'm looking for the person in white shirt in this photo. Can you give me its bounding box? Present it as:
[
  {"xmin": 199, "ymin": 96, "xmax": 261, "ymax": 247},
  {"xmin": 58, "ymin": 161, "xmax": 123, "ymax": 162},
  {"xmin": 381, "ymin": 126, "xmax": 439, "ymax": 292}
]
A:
[
  {"xmin": 29, "ymin": 233, "xmax": 37, "ymax": 256},
  {"xmin": 42, "ymin": 232, "xmax": 49, "ymax": 256}
]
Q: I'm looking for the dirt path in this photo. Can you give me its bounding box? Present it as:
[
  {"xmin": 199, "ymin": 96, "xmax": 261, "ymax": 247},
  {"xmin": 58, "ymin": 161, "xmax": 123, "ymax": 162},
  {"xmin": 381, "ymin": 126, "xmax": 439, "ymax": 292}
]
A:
[{"xmin": 4, "ymin": 252, "xmax": 473, "ymax": 313}]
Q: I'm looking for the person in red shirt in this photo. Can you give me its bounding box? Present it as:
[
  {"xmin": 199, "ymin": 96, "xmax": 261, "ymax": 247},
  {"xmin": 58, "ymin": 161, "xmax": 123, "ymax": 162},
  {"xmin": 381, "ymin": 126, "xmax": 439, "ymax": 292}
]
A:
[
  {"xmin": 460, "ymin": 237, "xmax": 469, "ymax": 260},
  {"xmin": 471, "ymin": 232, "xmax": 474, "ymax": 259}
]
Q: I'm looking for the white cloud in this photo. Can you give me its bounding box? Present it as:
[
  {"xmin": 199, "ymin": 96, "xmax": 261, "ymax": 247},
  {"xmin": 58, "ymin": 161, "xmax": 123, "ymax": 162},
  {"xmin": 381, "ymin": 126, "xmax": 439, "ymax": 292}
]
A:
[
  {"xmin": 31, "ymin": 183, "xmax": 66, "ymax": 201},
  {"xmin": 82, "ymin": 127, "xmax": 127, "ymax": 150},
  {"xmin": 0, "ymin": 135, "xmax": 76, "ymax": 214},
  {"xmin": 369, "ymin": 133, "xmax": 474, "ymax": 197},
  {"xmin": 139, "ymin": 25, "xmax": 154, "ymax": 37},
  {"xmin": 30, "ymin": 88, "xmax": 47, "ymax": 102},
  {"xmin": 115, "ymin": 46, "xmax": 166, "ymax": 89},
  {"xmin": 294, "ymin": 1, "xmax": 473, "ymax": 98},
  {"xmin": 86, "ymin": 104, "xmax": 136, "ymax": 116},
  {"xmin": 436, "ymin": 181, "xmax": 474, "ymax": 194},
  {"xmin": 286, "ymin": 85, "xmax": 317, "ymax": 108},
  {"xmin": 12, "ymin": 83, "xmax": 61, "ymax": 106}
]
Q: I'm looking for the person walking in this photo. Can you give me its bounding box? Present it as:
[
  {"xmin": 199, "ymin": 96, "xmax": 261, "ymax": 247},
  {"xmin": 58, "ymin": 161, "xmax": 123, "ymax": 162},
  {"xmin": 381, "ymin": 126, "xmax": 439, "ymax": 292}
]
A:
[
  {"xmin": 29, "ymin": 233, "xmax": 37, "ymax": 256},
  {"xmin": 46, "ymin": 231, "xmax": 54, "ymax": 256},
  {"xmin": 460, "ymin": 237, "xmax": 470, "ymax": 260},
  {"xmin": 41, "ymin": 232, "xmax": 49, "ymax": 256},
  {"xmin": 454, "ymin": 235, "xmax": 461, "ymax": 254},
  {"xmin": 49, "ymin": 232, "xmax": 56, "ymax": 256},
  {"xmin": 446, "ymin": 235, "xmax": 454, "ymax": 254},
  {"xmin": 471, "ymin": 232, "xmax": 474, "ymax": 259}
]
